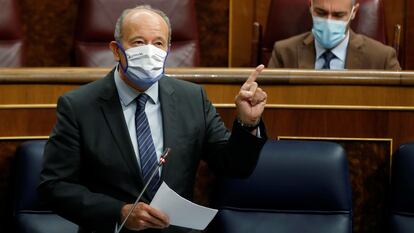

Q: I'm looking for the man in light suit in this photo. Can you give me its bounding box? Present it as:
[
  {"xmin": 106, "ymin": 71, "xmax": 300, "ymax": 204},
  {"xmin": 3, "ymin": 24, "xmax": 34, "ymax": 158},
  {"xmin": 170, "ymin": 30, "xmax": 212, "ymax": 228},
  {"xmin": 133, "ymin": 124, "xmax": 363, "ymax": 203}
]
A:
[
  {"xmin": 39, "ymin": 5, "xmax": 268, "ymax": 233},
  {"xmin": 268, "ymin": 0, "xmax": 401, "ymax": 70}
]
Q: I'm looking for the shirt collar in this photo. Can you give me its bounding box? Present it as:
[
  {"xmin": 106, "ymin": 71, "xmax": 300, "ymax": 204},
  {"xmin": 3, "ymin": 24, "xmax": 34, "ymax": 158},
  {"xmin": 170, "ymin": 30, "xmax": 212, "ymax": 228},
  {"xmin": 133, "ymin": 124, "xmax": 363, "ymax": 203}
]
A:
[
  {"xmin": 315, "ymin": 31, "xmax": 350, "ymax": 62},
  {"xmin": 114, "ymin": 66, "xmax": 159, "ymax": 107}
]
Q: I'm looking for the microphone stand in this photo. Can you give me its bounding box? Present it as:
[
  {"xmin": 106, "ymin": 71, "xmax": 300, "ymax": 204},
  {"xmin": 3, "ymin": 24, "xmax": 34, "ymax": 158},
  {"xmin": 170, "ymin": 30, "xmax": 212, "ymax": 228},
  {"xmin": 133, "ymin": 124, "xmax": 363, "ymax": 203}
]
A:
[{"xmin": 115, "ymin": 147, "xmax": 171, "ymax": 233}]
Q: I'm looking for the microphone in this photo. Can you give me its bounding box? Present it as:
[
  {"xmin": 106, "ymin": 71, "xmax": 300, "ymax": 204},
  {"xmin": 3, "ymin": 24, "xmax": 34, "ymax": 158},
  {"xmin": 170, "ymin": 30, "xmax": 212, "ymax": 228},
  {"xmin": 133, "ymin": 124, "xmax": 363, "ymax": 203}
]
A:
[{"xmin": 115, "ymin": 147, "xmax": 171, "ymax": 233}]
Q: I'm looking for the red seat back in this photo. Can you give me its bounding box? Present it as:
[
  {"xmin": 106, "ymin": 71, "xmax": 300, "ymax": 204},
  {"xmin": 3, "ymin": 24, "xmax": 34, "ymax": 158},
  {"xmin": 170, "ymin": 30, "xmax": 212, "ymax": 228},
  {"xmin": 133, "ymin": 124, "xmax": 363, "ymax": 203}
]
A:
[
  {"xmin": 74, "ymin": 0, "xmax": 200, "ymax": 67},
  {"xmin": 0, "ymin": 0, "xmax": 24, "ymax": 67}
]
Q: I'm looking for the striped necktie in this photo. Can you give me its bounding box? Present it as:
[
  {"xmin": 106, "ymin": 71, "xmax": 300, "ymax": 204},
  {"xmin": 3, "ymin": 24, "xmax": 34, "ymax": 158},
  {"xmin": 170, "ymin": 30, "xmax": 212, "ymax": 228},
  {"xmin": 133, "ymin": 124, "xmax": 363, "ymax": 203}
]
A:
[{"xmin": 135, "ymin": 93, "xmax": 160, "ymax": 198}]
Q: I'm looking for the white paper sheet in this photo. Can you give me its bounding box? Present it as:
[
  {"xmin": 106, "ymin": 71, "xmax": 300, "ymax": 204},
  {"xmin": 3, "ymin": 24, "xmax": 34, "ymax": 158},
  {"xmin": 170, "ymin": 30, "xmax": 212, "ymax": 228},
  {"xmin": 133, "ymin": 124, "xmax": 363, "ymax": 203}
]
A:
[{"xmin": 150, "ymin": 182, "xmax": 218, "ymax": 230}]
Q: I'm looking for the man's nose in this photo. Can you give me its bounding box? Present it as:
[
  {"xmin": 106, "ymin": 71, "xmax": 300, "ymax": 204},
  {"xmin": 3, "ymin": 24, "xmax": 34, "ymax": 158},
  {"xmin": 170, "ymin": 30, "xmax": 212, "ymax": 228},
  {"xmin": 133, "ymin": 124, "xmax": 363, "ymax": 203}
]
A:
[{"xmin": 326, "ymin": 13, "xmax": 333, "ymax": 20}]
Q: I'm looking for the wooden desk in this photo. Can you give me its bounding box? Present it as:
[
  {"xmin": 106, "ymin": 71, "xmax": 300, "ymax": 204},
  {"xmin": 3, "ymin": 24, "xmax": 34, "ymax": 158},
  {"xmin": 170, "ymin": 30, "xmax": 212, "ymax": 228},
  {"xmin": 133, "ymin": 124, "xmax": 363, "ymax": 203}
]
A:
[{"xmin": 2, "ymin": 68, "xmax": 414, "ymax": 233}]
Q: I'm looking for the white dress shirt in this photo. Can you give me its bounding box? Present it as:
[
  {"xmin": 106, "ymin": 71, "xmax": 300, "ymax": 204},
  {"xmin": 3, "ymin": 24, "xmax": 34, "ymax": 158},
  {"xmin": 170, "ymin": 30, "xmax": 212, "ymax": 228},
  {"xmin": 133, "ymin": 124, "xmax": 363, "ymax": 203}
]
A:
[
  {"xmin": 315, "ymin": 31, "xmax": 350, "ymax": 70},
  {"xmin": 114, "ymin": 68, "xmax": 164, "ymax": 174}
]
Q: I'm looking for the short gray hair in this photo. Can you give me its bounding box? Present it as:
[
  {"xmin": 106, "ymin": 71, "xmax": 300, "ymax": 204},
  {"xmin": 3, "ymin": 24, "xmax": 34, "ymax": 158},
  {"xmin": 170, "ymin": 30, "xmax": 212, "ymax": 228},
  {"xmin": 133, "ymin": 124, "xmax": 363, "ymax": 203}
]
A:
[{"xmin": 114, "ymin": 5, "xmax": 172, "ymax": 45}]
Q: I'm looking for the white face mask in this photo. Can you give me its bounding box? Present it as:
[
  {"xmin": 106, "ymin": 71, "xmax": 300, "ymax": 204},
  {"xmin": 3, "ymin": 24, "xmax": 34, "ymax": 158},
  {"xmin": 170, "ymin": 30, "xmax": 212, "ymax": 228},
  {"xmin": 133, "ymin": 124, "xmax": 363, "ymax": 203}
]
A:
[{"xmin": 118, "ymin": 43, "xmax": 168, "ymax": 89}]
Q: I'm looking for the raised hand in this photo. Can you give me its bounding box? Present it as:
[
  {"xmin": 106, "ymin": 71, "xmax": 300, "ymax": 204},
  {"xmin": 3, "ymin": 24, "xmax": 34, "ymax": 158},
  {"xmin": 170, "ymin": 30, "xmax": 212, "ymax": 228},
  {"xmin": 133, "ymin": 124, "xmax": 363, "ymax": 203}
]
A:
[{"xmin": 235, "ymin": 64, "xmax": 267, "ymax": 127}]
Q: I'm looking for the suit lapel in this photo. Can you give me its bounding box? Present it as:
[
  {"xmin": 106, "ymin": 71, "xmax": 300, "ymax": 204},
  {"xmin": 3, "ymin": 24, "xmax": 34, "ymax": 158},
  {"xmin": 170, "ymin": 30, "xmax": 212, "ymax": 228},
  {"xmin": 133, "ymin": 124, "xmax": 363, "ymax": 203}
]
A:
[
  {"xmin": 298, "ymin": 32, "xmax": 316, "ymax": 69},
  {"xmin": 158, "ymin": 77, "xmax": 178, "ymax": 181},
  {"xmin": 98, "ymin": 71, "xmax": 142, "ymax": 185},
  {"xmin": 346, "ymin": 30, "xmax": 364, "ymax": 69}
]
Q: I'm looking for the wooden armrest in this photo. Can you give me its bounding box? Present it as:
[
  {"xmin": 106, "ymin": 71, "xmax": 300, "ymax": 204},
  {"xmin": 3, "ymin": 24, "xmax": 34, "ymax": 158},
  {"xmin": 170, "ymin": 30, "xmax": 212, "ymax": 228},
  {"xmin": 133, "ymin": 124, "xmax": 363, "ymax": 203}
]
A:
[
  {"xmin": 393, "ymin": 24, "xmax": 401, "ymax": 57},
  {"xmin": 250, "ymin": 22, "xmax": 262, "ymax": 67}
]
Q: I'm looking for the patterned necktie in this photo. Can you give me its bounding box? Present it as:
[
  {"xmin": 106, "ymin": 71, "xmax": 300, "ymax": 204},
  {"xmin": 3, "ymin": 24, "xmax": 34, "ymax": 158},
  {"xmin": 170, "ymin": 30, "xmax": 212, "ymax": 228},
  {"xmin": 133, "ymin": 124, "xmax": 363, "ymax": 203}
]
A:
[
  {"xmin": 322, "ymin": 50, "xmax": 336, "ymax": 69},
  {"xmin": 135, "ymin": 93, "xmax": 160, "ymax": 198}
]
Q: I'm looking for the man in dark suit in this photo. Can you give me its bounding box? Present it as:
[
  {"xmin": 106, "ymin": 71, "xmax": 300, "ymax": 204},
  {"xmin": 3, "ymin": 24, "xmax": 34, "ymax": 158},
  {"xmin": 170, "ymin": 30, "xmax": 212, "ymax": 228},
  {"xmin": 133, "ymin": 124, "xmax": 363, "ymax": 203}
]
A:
[
  {"xmin": 38, "ymin": 5, "xmax": 267, "ymax": 233},
  {"xmin": 268, "ymin": 0, "xmax": 401, "ymax": 70}
]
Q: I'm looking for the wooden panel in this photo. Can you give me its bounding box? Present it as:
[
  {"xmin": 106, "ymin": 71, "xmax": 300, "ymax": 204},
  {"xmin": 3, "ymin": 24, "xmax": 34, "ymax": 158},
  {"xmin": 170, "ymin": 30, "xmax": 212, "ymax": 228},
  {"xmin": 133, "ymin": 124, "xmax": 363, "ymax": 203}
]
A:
[
  {"xmin": 254, "ymin": 0, "xmax": 271, "ymax": 33},
  {"xmin": 383, "ymin": 0, "xmax": 406, "ymax": 66},
  {"xmin": 217, "ymin": 108, "xmax": 396, "ymax": 140},
  {"xmin": 195, "ymin": 0, "xmax": 230, "ymax": 67},
  {"xmin": 0, "ymin": 85, "xmax": 78, "ymax": 104},
  {"xmin": 2, "ymin": 67, "xmax": 414, "ymax": 105},
  {"xmin": 229, "ymin": 0, "xmax": 254, "ymax": 67},
  {"xmin": 0, "ymin": 108, "xmax": 56, "ymax": 137}
]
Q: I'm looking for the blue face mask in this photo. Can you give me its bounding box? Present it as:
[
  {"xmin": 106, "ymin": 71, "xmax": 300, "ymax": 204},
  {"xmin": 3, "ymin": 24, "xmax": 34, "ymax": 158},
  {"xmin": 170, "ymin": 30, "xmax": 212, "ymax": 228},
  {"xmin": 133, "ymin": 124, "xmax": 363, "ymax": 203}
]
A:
[
  {"xmin": 311, "ymin": 7, "xmax": 354, "ymax": 49},
  {"xmin": 117, "ymin": 42, "xmax": 168, "ymax": 90}
]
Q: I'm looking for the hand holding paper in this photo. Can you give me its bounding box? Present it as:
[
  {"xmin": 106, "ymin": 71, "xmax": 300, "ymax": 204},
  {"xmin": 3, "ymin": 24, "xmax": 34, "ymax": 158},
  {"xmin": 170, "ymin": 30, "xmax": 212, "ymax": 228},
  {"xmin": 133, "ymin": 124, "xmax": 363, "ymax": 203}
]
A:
[{"xmin": 150, "ymin": 182, "xmax": 218, "ymax": 230}]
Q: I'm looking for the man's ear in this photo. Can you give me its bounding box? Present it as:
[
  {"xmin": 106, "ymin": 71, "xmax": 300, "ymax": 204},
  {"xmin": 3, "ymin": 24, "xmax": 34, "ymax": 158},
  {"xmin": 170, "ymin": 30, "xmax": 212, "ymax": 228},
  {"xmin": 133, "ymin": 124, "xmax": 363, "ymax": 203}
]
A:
[
  {"xmin": 351, "ymin": 3, "xmax": 360, "ymax": 20},
  {"xmin": 309, "ymin": 0, "xmax": 313, "ymax": 16},
  {"xmin": 109, "ymin": 41, "xmax": 120, "ymax": 61}
]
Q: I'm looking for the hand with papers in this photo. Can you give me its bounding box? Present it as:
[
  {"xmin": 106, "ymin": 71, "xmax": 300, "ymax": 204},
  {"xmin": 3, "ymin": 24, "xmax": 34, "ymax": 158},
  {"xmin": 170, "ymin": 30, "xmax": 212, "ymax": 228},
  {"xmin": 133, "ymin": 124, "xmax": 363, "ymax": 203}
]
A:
[
  {"xmin": 120, "ymin": 202, "xmax": 170, "ymax": 231},
  {"xmin": 119, "ymin": 182, "xmax": 217, "ymax": 231},
  {"xmin": 151, "ymin": 182, "xmax": 218, "ymax": 230}
]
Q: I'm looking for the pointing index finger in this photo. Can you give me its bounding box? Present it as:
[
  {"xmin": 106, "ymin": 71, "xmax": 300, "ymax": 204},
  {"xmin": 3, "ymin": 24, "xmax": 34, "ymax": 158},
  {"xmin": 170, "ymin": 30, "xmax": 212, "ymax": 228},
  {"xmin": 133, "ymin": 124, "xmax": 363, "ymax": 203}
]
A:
[{"xmin": 246, "ymin": 64, "xmax": 265, "ymax": 84}]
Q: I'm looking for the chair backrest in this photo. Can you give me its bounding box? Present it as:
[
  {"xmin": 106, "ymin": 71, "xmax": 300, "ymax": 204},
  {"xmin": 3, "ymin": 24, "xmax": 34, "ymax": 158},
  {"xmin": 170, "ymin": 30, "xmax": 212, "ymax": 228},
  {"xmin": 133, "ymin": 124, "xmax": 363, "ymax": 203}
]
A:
[
  {"xmin": 259, "ymin": 0, "xmax": 386, "ymax": 65},
  {"xmin": 13, "ymin": 140, "xmax": 78, "ymax": 233},
  {"xmin": 74, "ymin": 0, "xmax": 200, "ymax": 67},
  {"xmin": 0, "ymin": 0, "xmax": 25, "ymax": 67},
  {"xmin": 212, "ymin": 140, "xmax": 352, "ymax": 233},
  {"xmin": 390, "ymin": 143, "xmax": 414, "ymax": 233}
]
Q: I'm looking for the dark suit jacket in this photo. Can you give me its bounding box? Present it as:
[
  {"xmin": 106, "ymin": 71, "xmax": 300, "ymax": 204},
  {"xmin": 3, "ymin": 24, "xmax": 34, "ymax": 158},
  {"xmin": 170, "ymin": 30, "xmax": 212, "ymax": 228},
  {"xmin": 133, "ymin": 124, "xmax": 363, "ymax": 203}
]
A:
[
  {"xmin": 268, "ymin": 30, "xmax": 401, "ymax": 70},
  {"xmin": 38, "ymin": 70, "xmax": 267, "ymax": 233}
]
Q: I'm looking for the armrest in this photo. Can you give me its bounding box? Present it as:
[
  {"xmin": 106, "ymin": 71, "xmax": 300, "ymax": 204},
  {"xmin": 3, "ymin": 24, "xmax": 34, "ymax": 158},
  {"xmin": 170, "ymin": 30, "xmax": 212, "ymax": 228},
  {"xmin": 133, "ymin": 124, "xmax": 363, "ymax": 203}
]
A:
[{"xmin": 250, "ymin": 22, "xmax": 263, "ymax": 67}]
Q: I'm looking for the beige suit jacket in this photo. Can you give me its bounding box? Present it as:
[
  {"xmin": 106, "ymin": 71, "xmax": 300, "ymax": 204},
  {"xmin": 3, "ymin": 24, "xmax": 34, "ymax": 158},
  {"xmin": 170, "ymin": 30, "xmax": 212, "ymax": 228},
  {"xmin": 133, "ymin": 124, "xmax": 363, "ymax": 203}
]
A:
[{"xmin": 267, "ymin": 30, "xmax": 401, "ymax": 70}]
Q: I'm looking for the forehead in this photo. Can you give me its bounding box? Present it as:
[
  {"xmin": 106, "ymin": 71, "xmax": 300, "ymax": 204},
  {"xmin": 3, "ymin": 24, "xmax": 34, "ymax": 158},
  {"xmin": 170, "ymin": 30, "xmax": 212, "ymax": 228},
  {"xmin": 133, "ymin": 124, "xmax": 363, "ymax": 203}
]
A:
[
  {"xmin": 122, "ymin": 10, "xmax": 169, "ymax": 40},
  {"xmin": 312, "ymin": 0, "xmax": 352, "ymax": 10}
]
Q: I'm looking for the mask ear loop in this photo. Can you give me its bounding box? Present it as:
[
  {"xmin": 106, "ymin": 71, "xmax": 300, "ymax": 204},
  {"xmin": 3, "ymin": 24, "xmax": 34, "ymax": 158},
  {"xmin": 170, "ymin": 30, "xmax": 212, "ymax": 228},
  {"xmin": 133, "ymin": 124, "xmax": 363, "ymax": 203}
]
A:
[
  {"xmin": 347, "ymin": 6, "xmax": 355, "ymax": 24},
  {"xmin": 161, "ymin": 47, "xmax": 170, "ymax": 74},
  {"xmin": 343, "ymin": 6, "xmax": 355, "ymax": 36},
  {"xmin": 116, "ymin": 41, "xmax": 129, "ymax": 73}
]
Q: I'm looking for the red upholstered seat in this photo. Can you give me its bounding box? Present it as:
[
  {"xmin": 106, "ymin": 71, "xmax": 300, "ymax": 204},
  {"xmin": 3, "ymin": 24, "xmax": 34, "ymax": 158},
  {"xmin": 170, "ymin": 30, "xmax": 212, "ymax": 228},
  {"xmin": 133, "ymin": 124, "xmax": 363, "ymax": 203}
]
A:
[
  {"xmin": 74, "ymin": 0, "xmax": 200, "ymax": 67},
  {"xmin": 254, "ymin": 0, "xmax": 389, "ymax": 66},
  {"xmin": 0, "ymin": 0, "xmax": 25, "ymax": 67}
]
